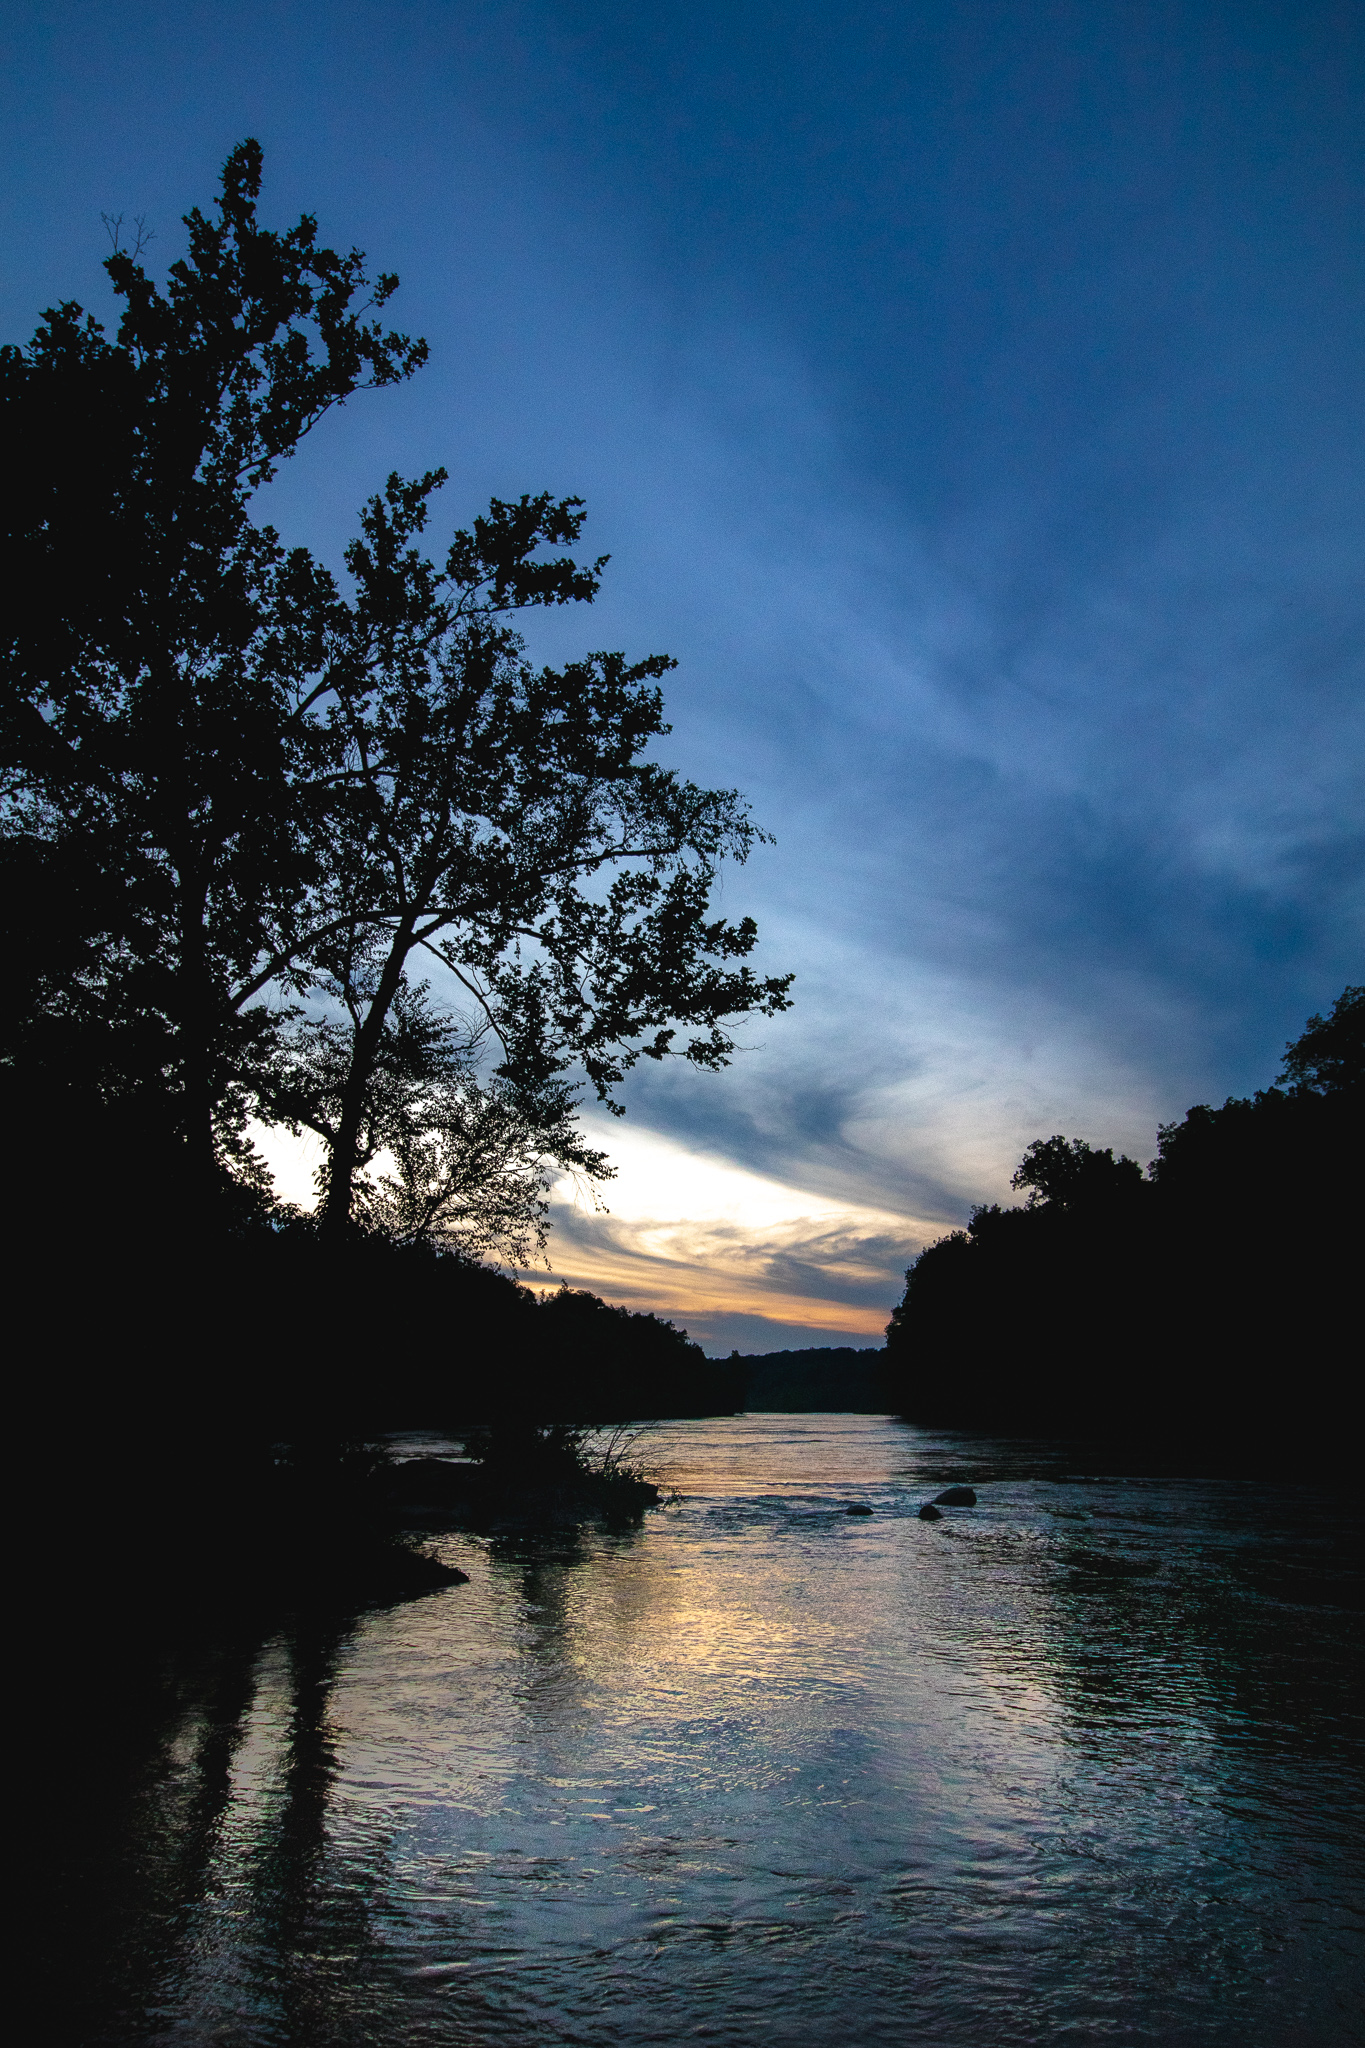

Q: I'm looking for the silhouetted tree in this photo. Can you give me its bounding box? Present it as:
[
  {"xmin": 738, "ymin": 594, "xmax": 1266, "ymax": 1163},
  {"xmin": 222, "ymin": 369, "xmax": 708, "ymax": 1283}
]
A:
[
  {"xmin": 1149, "ymin": 985, "xmax": 1363, "ymax": 1203},
  {"xmin": 2, "ymin": 140, "xmax": 424, "ymax": 1209},
  {"xmin": 516, "ymin": 1285, "xmax": 741, "ymax": 1419},
  {"xmin": 1010, "ymin": 1134, "xmax": 1145, "ymax": 1210},
  {"xmin": 4, "ymin": 140, "xmax": 786, "ymax": 1550},
  {"xmin": 286, "ymin": 471, "xmax": 792, "ymax": 1239},
  {"xmin": 3, "ymin": 142, "xmax": 792, "ymax": 1251},
  {"xmin": 261, "ymin": 977, "xmax": 609, "ymax": 1264},
  {"xmin": 1277, "ymin": 984, "xmax": 1362, "ymax": 1096}
]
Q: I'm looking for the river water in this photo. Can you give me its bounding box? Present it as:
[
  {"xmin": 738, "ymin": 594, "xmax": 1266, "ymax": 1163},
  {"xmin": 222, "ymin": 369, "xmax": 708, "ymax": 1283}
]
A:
[{"xmin": 57, "ymin": 1416, "xmax": 1363, "ymax": 2045}]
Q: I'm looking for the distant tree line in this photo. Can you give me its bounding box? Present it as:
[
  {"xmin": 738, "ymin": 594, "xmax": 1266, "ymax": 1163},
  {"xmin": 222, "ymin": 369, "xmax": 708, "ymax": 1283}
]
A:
[
  {"xmin": 2, "ymin": 143, "xmax": 787, "ymax": 1448},
  {"xmin": 884, "ymin": 987, "xmax": 1362, "ymax": 1452},
  {"xmin": 732, "ymin": 1347, "xmax": 886, "ymax": 1412}
]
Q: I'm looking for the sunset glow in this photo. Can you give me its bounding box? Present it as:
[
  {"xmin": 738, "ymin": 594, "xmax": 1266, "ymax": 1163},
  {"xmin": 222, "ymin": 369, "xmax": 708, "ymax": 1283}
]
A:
[
  {"xmin": 534, "ymin": 1118, "xmax": 926, "ymax": 1345},
  {"xmin": 250, "ymin": 1114, "xmax": 924, "ymax": 1349}
]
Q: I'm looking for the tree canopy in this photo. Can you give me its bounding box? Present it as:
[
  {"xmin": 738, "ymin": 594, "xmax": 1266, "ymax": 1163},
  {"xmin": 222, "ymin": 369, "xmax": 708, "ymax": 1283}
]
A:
[
  {"xmin": 1276, "ymin": 983, "xmax": 1362, "ymax": 1096},
  {"xmin": 2, "ymin": 141, "xmax": 791, "ymax": 1249},
  {"xmin": 284, "ymin": 467, "xmax": 790, "ymax": 1238},
  {"xmin": 1009, "ymin": 1134, "xmax": 1144, "ymax": 1211},
  {"xmin": 3, "ymin": 140, "xmax": 427, "ymax": 1201}
]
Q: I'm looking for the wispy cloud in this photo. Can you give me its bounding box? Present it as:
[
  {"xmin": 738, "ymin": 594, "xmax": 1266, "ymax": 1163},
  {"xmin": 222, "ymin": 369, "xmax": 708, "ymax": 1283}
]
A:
[
  {"xmin": 526, "ymin": 1118, "xmax": 922, "ymax": 1351},
  {"xmin": 15, "ymin": 0, "xmax": 1358, "ymax": 1353}
]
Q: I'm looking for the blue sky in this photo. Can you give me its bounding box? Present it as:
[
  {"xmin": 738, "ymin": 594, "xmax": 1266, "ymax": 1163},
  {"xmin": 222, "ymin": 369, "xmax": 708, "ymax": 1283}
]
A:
[{"xmin": 5, "ymin": 1, "xmax": 1361, "ymax": 1348}]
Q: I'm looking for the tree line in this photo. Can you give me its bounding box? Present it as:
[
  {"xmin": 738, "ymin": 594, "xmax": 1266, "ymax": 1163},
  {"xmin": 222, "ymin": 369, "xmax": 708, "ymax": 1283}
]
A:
[{"xmin": 883, "ymin": 986, "xmax": 1362, "ymax": 1457}]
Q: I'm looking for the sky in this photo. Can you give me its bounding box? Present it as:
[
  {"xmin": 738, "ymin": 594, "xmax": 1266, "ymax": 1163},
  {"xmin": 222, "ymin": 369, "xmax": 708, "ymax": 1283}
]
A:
[{"xmin": 4, "ymin": 0, "xmax": 1362, "ymax": 1350}]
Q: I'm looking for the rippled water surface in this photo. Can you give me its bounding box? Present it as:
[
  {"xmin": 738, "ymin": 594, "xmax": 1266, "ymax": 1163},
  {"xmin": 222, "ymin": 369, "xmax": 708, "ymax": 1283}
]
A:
[{"xmin": 64, "ymin": 1417, "xmax": 1364, "ymax": 2044}]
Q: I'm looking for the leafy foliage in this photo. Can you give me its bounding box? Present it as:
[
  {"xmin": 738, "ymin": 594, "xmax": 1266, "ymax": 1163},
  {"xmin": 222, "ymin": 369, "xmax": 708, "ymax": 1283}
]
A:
[
  {"xmin": 3, "ymin": 142, "xmax": 791, "ymax": 1255},
  {"xmin": 1277, "ymin": 983, "xmax": 1363, "ymax": 1096},
  {"xmin": 1010, "ymin": 1134, "xmax": 1144, "ymax": 1210},
  {"xmin": 301, "ymin": 469, "xmax": 792, "ymax": 1233},
  {"xmin": 262, "ymin": 978, "xmax": 608, "ymax": 1264},
  {"xmin": 2, "ymin": 140, "xmax": 425, "ymax": 1199}
]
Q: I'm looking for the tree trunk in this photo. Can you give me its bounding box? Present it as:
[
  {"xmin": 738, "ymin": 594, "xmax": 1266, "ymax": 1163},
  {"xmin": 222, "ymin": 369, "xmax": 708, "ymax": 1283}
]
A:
[
  {"xmin": 319, "ymin": 928, "xmax": 414, "ymax": 1242},
  {"xmin": 177, "ymin": 866, "xmax": 223, "ymax": 1216}
]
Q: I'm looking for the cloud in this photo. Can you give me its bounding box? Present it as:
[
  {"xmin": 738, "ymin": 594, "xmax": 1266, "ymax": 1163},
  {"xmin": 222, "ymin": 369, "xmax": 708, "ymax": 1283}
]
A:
[
  {"xmin": 524, "ymin": 1117, "xmax": 927, "ymax": 1350},
  {"xmin": 14, "ymin": 1, "xmax": 1358, "ymax": 1351},
  {"xmin": 222, "ymin": 110, "xmax": 1362, "ymax": 1348}
]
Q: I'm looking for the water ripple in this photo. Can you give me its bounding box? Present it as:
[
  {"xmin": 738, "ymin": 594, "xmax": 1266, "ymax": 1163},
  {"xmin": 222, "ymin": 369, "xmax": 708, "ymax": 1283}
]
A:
[{"xmin": 57, "ymin": 1417, "xmax": 1365, "ymax": 2046}]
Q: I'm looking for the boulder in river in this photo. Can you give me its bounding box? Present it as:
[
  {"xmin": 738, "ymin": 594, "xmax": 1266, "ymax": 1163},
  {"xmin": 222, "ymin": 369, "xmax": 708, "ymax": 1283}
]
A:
[
  {"xmin": 846, "ymin": 1503, "xmax": 873, "ymax": 1515},
  {"xmin": 918, "ymin": 1503, "xmax": 943, "ymax": 1521},
  {"xmin": 932, "ymin": 1486, "xmax": 977, "ymax": 1507}
]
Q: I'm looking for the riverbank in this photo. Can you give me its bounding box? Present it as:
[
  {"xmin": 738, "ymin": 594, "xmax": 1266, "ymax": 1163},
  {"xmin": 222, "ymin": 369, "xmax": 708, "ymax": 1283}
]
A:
[
  {"xmin": 379, "ymin": 1439, "xmax": 663, "ymax": 1534},
  {"xmin": 28, "ymin": 1421, "xmax": 670, "ymax": 1639}
]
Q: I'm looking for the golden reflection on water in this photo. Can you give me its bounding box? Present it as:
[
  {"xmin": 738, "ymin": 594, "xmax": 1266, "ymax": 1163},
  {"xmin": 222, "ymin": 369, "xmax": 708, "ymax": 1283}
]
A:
[{"xmin": 58, "ymin": 1417, "xmax": 1365, "ymax": 2047}]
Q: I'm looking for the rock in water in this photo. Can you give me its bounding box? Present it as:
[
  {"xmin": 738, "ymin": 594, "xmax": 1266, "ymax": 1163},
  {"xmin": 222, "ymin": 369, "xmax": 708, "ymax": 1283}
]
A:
[
  {"xmin": 845, "ymin": 1503, "xmax": 873, "ymax": 1515},
  {"xmin": 933, "ymin": 1486, "xmax": 977, "ymax": 1507},
  {"xmin": 918, "ymin": 1503, "xmax": 943, "ymax": 1521}
]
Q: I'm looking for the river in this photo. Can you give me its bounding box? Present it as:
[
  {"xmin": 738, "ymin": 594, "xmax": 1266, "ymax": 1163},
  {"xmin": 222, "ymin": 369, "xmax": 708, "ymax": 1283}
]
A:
[{"xmin": 50, "ymin": 1415, "xmax": 1363, "ymax": 2044}]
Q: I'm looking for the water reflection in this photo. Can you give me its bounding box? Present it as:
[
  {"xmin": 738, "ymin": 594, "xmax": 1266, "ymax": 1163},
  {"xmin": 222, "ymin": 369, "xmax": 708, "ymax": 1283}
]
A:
[
  {"xmin": 38, "ymin": 1624, "xmax": 266, "ymax": 2044},
  {"xmin": 237, "ymin": 1621, "xmax": 387, "ymax": 2045},
  {"xmin": 52, "ymin": 1419, "xmax": 1365, "ymax": 2046}
]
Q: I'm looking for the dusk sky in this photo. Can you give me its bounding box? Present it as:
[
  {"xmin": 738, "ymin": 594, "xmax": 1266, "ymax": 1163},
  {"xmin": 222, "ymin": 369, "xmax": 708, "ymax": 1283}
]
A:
[{"xmin": 4, "ymin": 1, "xmax": 1361, "ymax": 1349}]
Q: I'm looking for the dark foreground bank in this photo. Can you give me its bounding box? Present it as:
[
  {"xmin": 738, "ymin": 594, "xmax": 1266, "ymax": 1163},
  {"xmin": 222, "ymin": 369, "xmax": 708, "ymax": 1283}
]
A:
[{"xmin": 14, "ymin": 1217, "xmax": 736, "ymax": 1614}]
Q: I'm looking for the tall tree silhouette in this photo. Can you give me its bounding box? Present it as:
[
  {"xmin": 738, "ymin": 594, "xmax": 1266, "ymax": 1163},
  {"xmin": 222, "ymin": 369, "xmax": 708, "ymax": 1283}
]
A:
[
  {"xmin": 3, "ymin": 144, "xmax": 791, "ymax": 1235},
  {"xmin": 2, "ymin": 141, "xmax": 424, "ymax": 1207},
  {"xmin": 282, "ymin": 471, "xmax": 793, "ymax": 1239},
  {"xmin": 1276, "ymin": 984, "xmax": 1362, "ymax": 1096}
]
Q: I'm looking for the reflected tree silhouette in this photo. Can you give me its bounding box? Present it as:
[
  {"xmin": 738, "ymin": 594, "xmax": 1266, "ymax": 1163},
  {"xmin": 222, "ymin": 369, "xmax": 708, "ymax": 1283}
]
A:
[
  {"xmin": 242, "ymin": 1615, "xmax": 408, "ymax": 2046},
  {"xmin": 38, "ymin": 1624, "xmax": 265, "ymax": 2044},
  {"xmin": 37, "ymin": 1610, "xmax": 414, "ymax": 2047}
]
